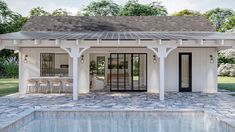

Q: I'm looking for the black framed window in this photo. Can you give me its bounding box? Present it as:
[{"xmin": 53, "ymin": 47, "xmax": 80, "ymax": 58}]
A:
[{"xmin": 40, "ymin": 53, "xmax": 69, "ymax": 77}]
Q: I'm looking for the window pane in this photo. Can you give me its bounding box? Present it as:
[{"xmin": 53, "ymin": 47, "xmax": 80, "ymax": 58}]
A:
[
  {"xmin": 55, "ymin": 54, "xmax": 69, "ymax": 77},
  {"xmin": 97, "ymin": 56, "xmax": 105, "ymax": 79},
  {"xmin": 40, "ymin": 53, "xmax": 69, "ymax": 77}
]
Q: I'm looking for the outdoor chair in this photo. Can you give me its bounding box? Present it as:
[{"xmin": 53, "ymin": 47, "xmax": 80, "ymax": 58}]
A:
[
  {"xmin": 51, "ymin": 79, "xmax": 62, "ymax": 93},
  {"xmin": 38, "ymin": 79, "xmax": 49, "ymax": 93},
  {"xmin": 64, "ymin": 79, "xmax": 73, "ymax": 93},
  {"xmin": 27, "ymin": 79, "xmax": 37, "ymax": 93}
]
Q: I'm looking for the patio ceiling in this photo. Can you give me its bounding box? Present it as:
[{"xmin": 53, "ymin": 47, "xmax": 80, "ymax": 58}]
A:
[{"xmin": 1, "ymin": 31, "xmax": 235, "ymax": 41}]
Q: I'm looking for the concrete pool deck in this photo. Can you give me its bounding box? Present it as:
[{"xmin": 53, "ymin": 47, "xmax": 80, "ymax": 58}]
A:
[{"xmin": 1, "ymin": 92, "xmax": 235, "ymax": 129}]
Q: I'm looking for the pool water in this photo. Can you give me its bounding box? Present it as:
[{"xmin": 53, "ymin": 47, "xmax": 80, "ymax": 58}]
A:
[{"xmin": 9, "ymin": 111, "xmax": 235, "ymax": 132}]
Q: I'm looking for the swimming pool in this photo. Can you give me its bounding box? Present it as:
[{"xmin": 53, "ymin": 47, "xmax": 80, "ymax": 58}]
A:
[{"xmin": 2, "ymin": 111, "xmax": 235, "ymax": 132}]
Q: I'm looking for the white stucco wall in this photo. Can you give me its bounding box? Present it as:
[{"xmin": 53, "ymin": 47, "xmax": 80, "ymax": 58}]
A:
[
  {"xmin": 165, "ymin": 48, "xmax": 217, "ymax": 93},
  {"xmin": 19, "ymin": 47, "xmax": 217, "ymax": 94},
  {"xmin": 19, "ymin": 48, "xmax": 69, "ymax": 93}
]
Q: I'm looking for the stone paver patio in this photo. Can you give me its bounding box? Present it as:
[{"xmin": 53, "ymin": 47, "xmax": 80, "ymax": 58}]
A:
[{"xmin": 1, "ymin": 92, "xmax": 235, "ymax": 128}]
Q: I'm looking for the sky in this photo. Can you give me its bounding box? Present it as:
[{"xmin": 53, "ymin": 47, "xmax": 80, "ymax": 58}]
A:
[{"xmin": 5, "ymin": 0, "xmax": 235, "ymax": 16}]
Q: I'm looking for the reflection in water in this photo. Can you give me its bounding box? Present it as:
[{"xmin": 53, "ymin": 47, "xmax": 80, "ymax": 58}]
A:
[{"xmin": 17, "ymin": 112, "xmax": 234, "ymax": 132}]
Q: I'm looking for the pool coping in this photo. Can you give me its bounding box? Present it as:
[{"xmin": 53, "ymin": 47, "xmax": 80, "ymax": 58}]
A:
[{"xmin": 1, "ymin": 108, "xmax": 235, "ymax": 131}]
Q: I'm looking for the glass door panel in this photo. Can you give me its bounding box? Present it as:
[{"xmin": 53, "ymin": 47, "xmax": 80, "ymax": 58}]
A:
[
  {"xmin": 179, "ymin": 53, "xmax": 192, "ymax": 92},
  {"xmin": 110, "ymin": 54, "xmax": 118, "ymax": 91},
  {"xmin": 132, "ymin": 54, "xmax": 140, "ymax": 91},
  {"xmin": 118, "ymin": 54, "xmax": 125, "ymax": 91},
  {"xmin": 109, "ymin": 53, "xmax": 147, "ymax": 92},
  {"xmin": 139, "ymin": 54, "xmax": 147, "ymax": 91}
]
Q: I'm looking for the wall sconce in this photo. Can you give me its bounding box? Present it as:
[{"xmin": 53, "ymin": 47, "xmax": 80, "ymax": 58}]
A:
[
  {"xmin": 24, "ymin": 55, "xmax": 28, "ymax": 63},
  {"xmin": 210, "ymin": 55, "xmax": 214, "ymax": 63},
  {"xmin": 153, "ymin": 55, "xmax": 157, "ymax": 63},
  {"xmin": 80, "ymin": 55, "xmax": 84, "ymax": 63}
]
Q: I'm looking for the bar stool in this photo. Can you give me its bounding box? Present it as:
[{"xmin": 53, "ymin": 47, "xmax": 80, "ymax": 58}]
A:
[
  {"xmin": 51, "ymin": 79, "xmax": 62, "ymax": 93},
  {"xmin": 64, "ymin": 79, "xmax": 73, "ymax": 93},
  {"xmin": 27, "ymin": 79, "xmax": 37, "ymax": 93},
  {"xmin": 38, "ymin": 79, "xmax": 49, "ymax": 93}
]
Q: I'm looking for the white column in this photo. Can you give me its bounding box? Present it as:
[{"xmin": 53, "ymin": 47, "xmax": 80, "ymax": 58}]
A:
[
  {"xmin": 159, "ymin": 56, "xmax": 165, "ymax": 100},
  {"xmin": 18, "ymin": 49, "xmax": 23, "ymax": 93},
  {"xmin": 72, "ymin": 57, "xmax": 78, "ymax": 100}
]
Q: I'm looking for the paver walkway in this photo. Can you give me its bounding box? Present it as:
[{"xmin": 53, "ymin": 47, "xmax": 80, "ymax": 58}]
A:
[{"xmin": 0, "ymin": 92, "xmax": 235, "ymax": 127}]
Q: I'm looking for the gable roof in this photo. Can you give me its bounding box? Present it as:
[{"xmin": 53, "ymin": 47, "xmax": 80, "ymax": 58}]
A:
[{"xmin": 22, "ymin": 16, "xmax": 215, "ymax": 32}]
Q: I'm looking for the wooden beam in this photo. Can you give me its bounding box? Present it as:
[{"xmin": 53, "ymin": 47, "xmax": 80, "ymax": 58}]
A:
[
  {"xmin": 0, "ymin": 44, "xmax": 4, "ymax": 51},
  {"xmin": 200, "ymin": 39, "xmax": 204, "ymax": 45},
  {"xmin": 117, "ymin": 39, "xmax": 120, "ymax": 46},
  {"xmin": 34, "ymin": 40, "xmax": 41, "ymax": 45},
  {"xmin": 55, "ymin": 39, "xmax": 60, "ymax": 45},
  {"xmin": 221, "ymin": 39, "xmax": 224, "ymax": 46},
  {"xmin": 76, "ymin": 39, "xmax": 80, "ymax": 45},
  {"xmin": 159, "ymin": 39, "xmax": 162, "ymax": 45},
  {"xmin": 138, "ymin": 39, "xmax": 141, "ymax": 45},
  {"xmin": 178, "ymin": 39, "xmax": 183, "ymax": 45},
  {"xmin": 13, "ymin": 40, "xmax": 21, "ymax": 45},
  {"xmin": 96, "ymin": 39, "xmax": 100, "ymax": 45}
]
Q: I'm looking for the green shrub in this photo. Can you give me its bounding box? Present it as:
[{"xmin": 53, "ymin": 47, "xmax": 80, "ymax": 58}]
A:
[
  {"xmin": 0, "ymin": 61, "xmax": 5, "ymax": 78},
  {"xmin": 3, "ymin": 63, "xmax": 18, "ymax": 78}
]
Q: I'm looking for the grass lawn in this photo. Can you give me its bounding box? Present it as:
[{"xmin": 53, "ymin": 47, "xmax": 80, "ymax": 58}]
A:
[
  {"xmin": 218, "ymin": 77, "xmax": 235, "ymax": 92},
  {"xmin": 0, "ymin": 78, "xmax": 19, "ymax": 97}
]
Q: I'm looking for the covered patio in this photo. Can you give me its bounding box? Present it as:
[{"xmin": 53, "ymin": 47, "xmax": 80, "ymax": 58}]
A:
[{"xmin": 1, "ymin": 31, "xmax": 235, "ymax": 101}]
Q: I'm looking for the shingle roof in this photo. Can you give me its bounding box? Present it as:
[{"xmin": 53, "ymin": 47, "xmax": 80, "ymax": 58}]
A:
[{"xmin": 21, "ymin": 16, "xmax": 215, "ymax": 32}]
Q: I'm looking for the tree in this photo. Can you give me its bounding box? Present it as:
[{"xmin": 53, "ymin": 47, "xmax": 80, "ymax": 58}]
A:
[
  {"xmin": 0, "ymin": 0, "xmax": 27, "ymax": 34},
  {"xmin": 222, "ymin": 15, "xmax": 235, "ymax": 31},
  {"xmin": 119, "ymin": 0, "xmax": 167, "ymax": 16},
  {"xmin": 204, "ymin": 8, "xmax": 235, "ymax": 32},
  {"xmin": 82, "ymin": 0, "xmax": 120, "ymax": 16},
  {"xmin": 172, "ymin": 9, "xmax": 201, "ymax": 16},
  {"xmin": 0, "ymin": 0, "xmax": 27, "ymax": 77},
  {"xmin": 29, "ymin": 7, "xmax": 50, "ymax": 16},
  {"xmin": 51, "ymin": 8, "xmax": 72, "ymax": 16}
]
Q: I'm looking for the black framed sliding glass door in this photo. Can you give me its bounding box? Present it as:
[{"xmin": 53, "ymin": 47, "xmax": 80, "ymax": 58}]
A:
[{"xmin": 109, "ymin": 53, "xmax": 147, "ymax": 92}]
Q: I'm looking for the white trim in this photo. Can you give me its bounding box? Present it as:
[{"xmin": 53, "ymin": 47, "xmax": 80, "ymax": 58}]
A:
[
  {"xmin": 6, "ymin": 46, "xmax": 19, "ymax": 51},
  {"xmin": 60, "ymin": 45, "xmax": 90, "ymax": 100},
  {"xmin": 165, "ymin": 46, "xmax": 177, "ymax": 58},
  {"xmin": 147, "ymin": 46, "xmax": 177, "ymax": 101},
  {"xmin": 55, "ymin": 39, "xmax": 60, "ymax": 45},
  {"xmin": 201, "ymin": 39, "xmax": 204, "ymax": 46},
  {"xmin": 13, "ymin": 40, "xmax": 21, "ymax": 45},
  {"xmin": 60, "ymin": 46, "xmax": 73, "ymax": 57},
  {"xmin": 72, "ymin": 57, "xmax": 78, "ymax": 100},
  {"xmin": 147, "ymin": 46, "xmax": 158, "ymax": 56},
  {"xmin": 97, "ymin": 39, "xmax": 100, "ymax": 45},
  {"xmin": 178, "ymin": 40, "xmax": 183, "ymax": 45},
  {"xmin": 76, "ymin": 39, "xmax": 80, "ymax": 45},
  {"xmin": 159, "ymin": 39, "xmax": 162, "ymax": 45},
  {"xmin": 221, "ymin": 39, "xmax": 224, "ymax": 46},
  {"xmin": 147, "ymin": 46, "xmax": 177, "ymax": 58},
  {"xmin": 0, "ymin": 44, "xmax": 5, "ymax": 51},
  {"xmin": 159, "ymin": 57, "xmax": 165, "ymax": 100},
  {"xmin": 79, "ymin": 46, "xmax": 90, "ymax": 57},
  {"xmin": 117, "ymin": 39, "xmax": 120, "ymax": 46},
  {"xmin": 34, "ymin": 40, "xmax": 41, "ymax": 45}
]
